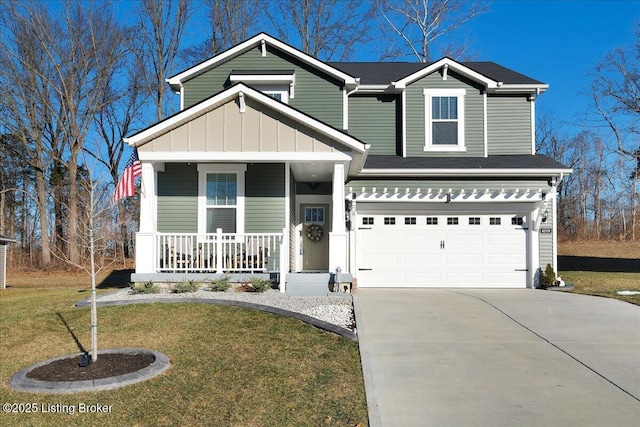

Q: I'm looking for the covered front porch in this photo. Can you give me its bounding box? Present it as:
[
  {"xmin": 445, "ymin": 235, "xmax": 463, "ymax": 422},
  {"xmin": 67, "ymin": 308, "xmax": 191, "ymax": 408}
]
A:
[{"xmin": 124, "ymin": 84, "xmax": 368, "ymax": 292}]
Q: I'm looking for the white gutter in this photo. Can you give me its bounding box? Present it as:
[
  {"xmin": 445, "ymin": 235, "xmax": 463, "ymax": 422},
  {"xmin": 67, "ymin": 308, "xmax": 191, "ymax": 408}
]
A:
[{"xmin": 358, "ymin": 167, "xmax": 573, "ymax": 178}]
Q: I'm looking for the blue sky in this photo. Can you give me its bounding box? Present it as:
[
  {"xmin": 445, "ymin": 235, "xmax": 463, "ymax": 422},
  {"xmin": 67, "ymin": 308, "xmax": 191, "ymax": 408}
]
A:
[{"xmin": 463, "ymin": 0, "xmax": 639, "ymax": 131}]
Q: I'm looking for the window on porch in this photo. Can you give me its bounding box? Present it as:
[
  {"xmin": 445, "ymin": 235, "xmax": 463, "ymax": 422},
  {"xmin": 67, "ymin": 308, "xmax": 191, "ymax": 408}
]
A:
[
  {"xmin": 198, "ymin": 164, "xmax": 246, "ymax": 235},
  {"xmin": 206, "ymin": 173, "xmax": 237, "ymax": 233}
]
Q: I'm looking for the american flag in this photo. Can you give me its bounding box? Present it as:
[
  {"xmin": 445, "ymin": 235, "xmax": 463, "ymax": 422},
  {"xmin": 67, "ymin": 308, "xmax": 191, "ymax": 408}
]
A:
[{"xmin": 112, "ymin": 149, "xmax": 142, "ymax": 203}]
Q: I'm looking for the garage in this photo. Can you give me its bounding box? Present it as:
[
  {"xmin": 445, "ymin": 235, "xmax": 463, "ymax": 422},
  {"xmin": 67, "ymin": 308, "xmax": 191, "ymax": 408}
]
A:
[{"xmin": 355, "ymin": 213, "xmax": 528, "ymax": 288}]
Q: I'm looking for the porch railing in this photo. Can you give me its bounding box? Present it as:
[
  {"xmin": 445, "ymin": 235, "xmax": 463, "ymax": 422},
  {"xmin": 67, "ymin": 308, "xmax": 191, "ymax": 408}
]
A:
[{"xmin": 155, "ymin": 230, "xmax": 283, "ymax": 273}]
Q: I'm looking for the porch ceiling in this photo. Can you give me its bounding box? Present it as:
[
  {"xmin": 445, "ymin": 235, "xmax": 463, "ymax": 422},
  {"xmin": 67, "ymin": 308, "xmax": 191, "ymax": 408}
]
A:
[{"xmin": 290, "ymin": 162, "xmax": 335, "ymax": 181}]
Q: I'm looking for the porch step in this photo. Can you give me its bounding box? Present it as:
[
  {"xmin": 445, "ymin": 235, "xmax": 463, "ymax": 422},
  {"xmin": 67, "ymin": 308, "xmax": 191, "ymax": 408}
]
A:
[{"xmin": 285, "ymin": 273, "xmax": 332, "ymax": 296}]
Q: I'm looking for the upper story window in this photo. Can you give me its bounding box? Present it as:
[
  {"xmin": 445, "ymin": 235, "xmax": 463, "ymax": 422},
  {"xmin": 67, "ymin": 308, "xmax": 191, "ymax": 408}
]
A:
[
  {"xmin": 423, "ymin": 88, "xmax": 466, "ymax": 151},
  {"xmin": 229, "ymin": 70, "xmax": 295, "ymax": 104}
]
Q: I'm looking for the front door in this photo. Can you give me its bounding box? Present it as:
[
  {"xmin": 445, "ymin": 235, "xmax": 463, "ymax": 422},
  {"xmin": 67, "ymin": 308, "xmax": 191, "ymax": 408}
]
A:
[{"xmin": 300, "ymin": 204, "xmax": 330, "ymax": 271}]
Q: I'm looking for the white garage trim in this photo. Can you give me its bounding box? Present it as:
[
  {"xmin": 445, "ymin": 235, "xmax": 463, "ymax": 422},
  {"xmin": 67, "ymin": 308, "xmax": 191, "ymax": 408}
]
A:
[{"xmin": 353, "ymin": 209, "xmax": 532, "ymax": 288}]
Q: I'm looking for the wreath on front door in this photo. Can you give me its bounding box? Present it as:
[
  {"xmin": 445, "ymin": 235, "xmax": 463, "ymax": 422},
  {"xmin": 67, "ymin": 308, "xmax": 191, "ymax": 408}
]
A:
[{"xmin": 305, "ymin": 224, "xmax": 323, "ymax": 241}]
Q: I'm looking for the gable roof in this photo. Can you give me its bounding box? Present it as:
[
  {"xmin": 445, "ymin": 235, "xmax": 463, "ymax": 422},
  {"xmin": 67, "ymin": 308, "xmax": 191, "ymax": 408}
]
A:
[
  {"xmin": 329, "ymin": 61, "xmax": 544, "ymax": 86},
  {"xmin": 124, "ymin": 83, "xmax": 368, "ymax": 154},
  {"xmin": 167, "ymin": 33, "xmax": 358, "ymax": 92},
  {"xmin": 329, "ymin": 58, "xmax": 547, "ymax": 94}
]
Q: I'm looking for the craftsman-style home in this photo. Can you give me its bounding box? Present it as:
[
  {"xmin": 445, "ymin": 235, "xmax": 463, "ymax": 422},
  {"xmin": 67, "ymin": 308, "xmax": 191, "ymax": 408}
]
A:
[{"xmin": 126, "ymin": 33, "xmax": 570, "ymax": 293}]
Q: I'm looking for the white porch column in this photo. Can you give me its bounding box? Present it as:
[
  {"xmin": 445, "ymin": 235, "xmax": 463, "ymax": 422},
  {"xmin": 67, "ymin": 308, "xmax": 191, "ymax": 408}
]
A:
[
  {"xmin": 135, "ymin": 162, "xmax": 159, "ymax": 274},
  {"xmin": 329, "ymin": 163, "xmax": 348, "ymax": 273}
]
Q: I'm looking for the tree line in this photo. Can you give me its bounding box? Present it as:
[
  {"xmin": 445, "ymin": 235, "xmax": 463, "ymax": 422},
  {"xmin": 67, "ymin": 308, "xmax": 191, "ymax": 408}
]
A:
[{"xmin": 0, "ymin": 0, "xmax": 637, "ymax": 271}]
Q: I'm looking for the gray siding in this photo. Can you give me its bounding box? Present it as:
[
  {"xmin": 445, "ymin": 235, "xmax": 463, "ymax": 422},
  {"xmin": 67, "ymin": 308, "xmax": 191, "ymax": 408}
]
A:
[
  {"xmin": 245, "ymin": 163, "xmax": 286, "ymax": 233},
  {"xmin": 487, "ymin": 95, "xmax": 532, "ymax": 155},
  {"xmin": 405, "ymin": 71, "xmax": 485, "ymax": 157},
  {"xmin": 183, "ymin": 46, "xmax": 344, "ymax": 129},
  {"xmin": 157, "ymin": 163, "xmax": 198, "ymax": 232},
  {"xmin": 0, "ymin": 245, "xmax": 6, "ymax": 289},
  {"xmin": 539, "ymin": 204, "xmax": 554, "ymax": 271},
  {"xmin": 348, "ymin": 94, "xmax": 398, "ymax": 155}
]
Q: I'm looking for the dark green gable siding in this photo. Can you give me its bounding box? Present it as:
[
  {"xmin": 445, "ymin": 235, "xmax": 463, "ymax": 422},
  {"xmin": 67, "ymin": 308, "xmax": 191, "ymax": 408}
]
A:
[
  {"xmin": 183, "ymin": 46, "xmax": 344, "ymax": 129},
  {"xmin": 157, "ymin": 163, "xmax": 198, "ymax": 232},
  {"xmin": 348, "ymin": 94, "xmax": 398, "ymax": 155},
  {"xmin": 405, "ymin": 71, "xmax": 484, "ymax": 157},
  {"xmin": 245, "ymin": 163, "xmax": 286, "ymax": 233},
  {"xmin": 487, "ymin": 95, "xmax": 532, "ymax": 155}
]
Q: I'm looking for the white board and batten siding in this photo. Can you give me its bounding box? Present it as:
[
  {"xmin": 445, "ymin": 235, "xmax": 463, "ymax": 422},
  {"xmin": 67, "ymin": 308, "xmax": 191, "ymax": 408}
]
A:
[{"xmin": 355, "ymin": 212, "xmax": 529, "ymax": 288}]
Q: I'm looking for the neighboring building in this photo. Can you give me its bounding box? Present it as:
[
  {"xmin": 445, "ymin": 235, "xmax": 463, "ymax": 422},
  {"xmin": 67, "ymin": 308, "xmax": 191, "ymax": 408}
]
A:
[
  {"xmin": 0, "ymin": 235, "xmax": 17, "ymax": 289},
  {"xmin": 126, "ymin": 33, "xmax": 571, "ymax": 292}
]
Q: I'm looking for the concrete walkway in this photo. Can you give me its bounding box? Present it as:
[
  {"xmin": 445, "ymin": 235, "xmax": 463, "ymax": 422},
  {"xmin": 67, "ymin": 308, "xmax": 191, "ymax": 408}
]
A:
[{"xmin": 354, "ymin": 289, "xmax": 640, "ymax": 426}]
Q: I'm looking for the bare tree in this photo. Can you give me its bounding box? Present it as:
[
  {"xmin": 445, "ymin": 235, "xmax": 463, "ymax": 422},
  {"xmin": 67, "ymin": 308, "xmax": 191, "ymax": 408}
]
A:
[
  {"xmin": 50, "ymin": 160, "xmax": 121, "ymax": 363},
  {"xmin": 136, "ymin": 0, "xmax": 191, "ymax": 120},
  {"xmin": 590, "ymin": 22, "xmax": 640, "ymax": 239},
  {"xmin": 266, "ymin": 0, "xmax": 375, "ymax": 61},
  {"xmin": 376, "ymin": 0, "xmax": 488, "ymax": 62},
  {"xmin": 1, "ymin": 1, "xmax": 129, "ymax": 264},
  {"xmin": 181, "ymin": 0, "xmax": 260, "ymax": 64}
]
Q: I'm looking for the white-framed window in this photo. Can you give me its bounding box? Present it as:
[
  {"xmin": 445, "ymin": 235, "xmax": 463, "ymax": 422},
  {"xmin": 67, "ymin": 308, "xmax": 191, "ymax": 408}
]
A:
[
  {"xmin": 304, "ymin": 207, "xmax": 325, "ymax": 224},
  {"xmin": 198, "ymin": 164, "xmax": 246, "ymax": 234},
  {"xmin": 254, "ymin": 84, "xmax": 290, "ymax": 103},
  {"xmin": 229, "ymin": 72, "xmax": 295, "ymax": 104},
  {"xmin": 423, "ymin": 88, "xmax": 466, "ymax": 151}
]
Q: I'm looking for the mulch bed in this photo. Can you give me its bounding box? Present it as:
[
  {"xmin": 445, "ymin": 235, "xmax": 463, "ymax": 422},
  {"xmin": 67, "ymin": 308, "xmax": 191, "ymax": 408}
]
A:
[{"xmin": 26, "ymin": 352, "xmax": 155, "ymax": 381}]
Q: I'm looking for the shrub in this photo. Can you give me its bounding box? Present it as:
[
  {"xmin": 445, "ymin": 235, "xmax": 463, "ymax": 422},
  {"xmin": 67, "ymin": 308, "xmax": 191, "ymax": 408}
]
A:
[
  {"xmin": 541, "ymin": 264, "xmax": 556, "ymax": 288},
  {"xmin": 132, "ymin": 281, "xmax": 160, "ymax": 294},
  {"xmin": 172, "ymin": 279, "xmax": 200, "ymax": 293},
  {"xmin": 208, "ymin": 275, "xmax": 231, "ymax": 292},
  {"xmin": 249, "ymin": 277, "xmax": 272, "ymax": 293}
]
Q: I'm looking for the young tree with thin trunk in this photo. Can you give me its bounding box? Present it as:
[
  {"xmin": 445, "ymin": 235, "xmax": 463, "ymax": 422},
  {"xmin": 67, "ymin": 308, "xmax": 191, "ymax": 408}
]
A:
[{"xmin": 50, "ymin": 159, "xmax": 120, "ymax": 363}]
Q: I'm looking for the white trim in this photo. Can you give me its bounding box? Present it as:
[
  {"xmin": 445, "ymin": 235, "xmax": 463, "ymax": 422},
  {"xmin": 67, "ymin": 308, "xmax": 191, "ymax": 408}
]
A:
[
  {"xmin": 351, "ymin": 190, "xmax": 544, "ymax": 203},
  {"xmin": 396, "ymin": 58, "xmax": 497, "ymax": 89},
  {"xmin": 125, "ymin": 84, "xmax": 366, "ymax": 154},
  {"xmin": 167, "ymin": 33, "xmax": 357, "ymax": 92},
  {"xmin": 343, "ymin": 88, "xmax": 348, "ymax": 130},
  {"xmin": 229, "ymin": 74, "xmax": 294, "ymax": 84},
  {"xmin": 139, "ymin": 151, "xmax": 353, "ymax": 162},
  {"xmin": 401, "ymin": 91, "xmax": 407, "ymax": 157},
  {"xmin": 139, "ymin": 163, "xmax": 157, "ymax": 233},
  {"xmin": 491, "ymin": 84, "xmax": 549, "ymax": 94},
  {"xmin": 530, "ymin": 94, "xmax": 536, "ymax": 154},
  {"xmin": 358, "ymin": 168, "xmax": 573, "ymax": 177},
  {"xmin": 393, "ymin": 57, "xmax": 548, "ymax": 94},
  {"xmin": 483, "ymin": 91, "xmax": 488, "ymax": 158},
  {"xmin": 423, "ymin": 88, "xmax": 466, "ymax": 151},
  {"xmin": 197, "ymin": 164, "xmax": 247, "ymax": 236}
]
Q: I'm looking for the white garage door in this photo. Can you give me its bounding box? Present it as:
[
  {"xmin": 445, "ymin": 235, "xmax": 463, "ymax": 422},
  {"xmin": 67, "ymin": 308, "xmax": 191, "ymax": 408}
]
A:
[{"xmin": 356, "ymin": 213, "xmax": 528, "ymax": 288}]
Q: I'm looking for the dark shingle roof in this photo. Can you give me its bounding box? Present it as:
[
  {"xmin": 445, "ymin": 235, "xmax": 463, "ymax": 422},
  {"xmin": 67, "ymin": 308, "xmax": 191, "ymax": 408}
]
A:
[
  {"xmin": 364, "ymin": 155, "xmax": 570, "ymax": 171},
  {"xmin": 328, "ymin": 61, "xmax": 544, "ymax": 86}
]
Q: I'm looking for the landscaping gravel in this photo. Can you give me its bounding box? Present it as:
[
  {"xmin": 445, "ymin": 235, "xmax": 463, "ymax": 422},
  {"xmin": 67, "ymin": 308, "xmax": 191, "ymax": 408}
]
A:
[{"xmin": 96, "ymin": 286, "xmax": 355, "ymax": 330}]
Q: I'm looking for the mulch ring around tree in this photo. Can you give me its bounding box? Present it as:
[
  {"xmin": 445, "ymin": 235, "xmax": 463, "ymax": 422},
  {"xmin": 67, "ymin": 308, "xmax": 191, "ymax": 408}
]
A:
[
  {"xmin": 9, "ymin": 348, "xmax": 171, "ymax": 393},
  {"xmin": 27, "ymin": 352, "xmax": 155, "ymax": 381}
]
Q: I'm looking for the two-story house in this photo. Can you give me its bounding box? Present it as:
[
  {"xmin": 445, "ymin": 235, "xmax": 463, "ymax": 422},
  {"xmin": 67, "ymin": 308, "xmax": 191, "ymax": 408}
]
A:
[{"xmin": 126, "ymin": 33, "xmax": 571, "ymax": 292}]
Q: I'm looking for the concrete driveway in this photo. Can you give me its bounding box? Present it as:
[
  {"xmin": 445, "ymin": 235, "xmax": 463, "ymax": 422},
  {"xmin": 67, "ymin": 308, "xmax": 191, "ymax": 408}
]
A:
[{"xmin": 354, "ymin": 289, "xmax": 640, "ymax": 426}]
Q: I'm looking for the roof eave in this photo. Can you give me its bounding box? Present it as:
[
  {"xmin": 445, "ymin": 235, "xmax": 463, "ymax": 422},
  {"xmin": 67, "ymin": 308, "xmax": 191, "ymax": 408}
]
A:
[
  {"xmin": 167, "ymin": 33, "xmax": 357, "ymax": 90},
  {"xmin": 358, "ymin": 167, "xmax": 573, "ymax": 178},
  {"xmin": 124, "ymin": 83, "xmax": 367, "ymax": 154}
]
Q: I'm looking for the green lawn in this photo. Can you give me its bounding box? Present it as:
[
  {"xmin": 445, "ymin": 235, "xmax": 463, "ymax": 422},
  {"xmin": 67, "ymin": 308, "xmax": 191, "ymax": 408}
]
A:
[
  {"xmin": 0, "ymin": 288, "xmax": 368, "ymax": 427},
  {"xmin": 560, "ymin": 271, "xmax": 640, "ymax": 306}
]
